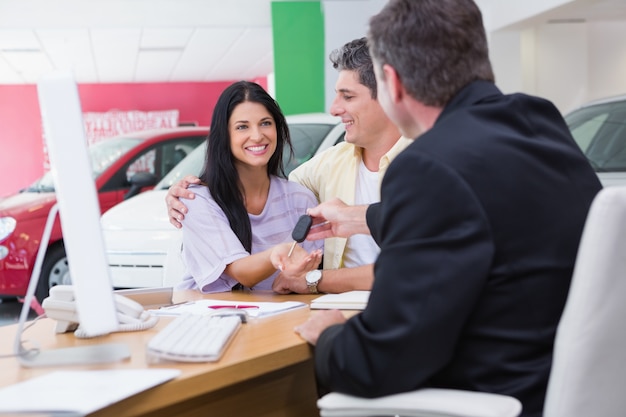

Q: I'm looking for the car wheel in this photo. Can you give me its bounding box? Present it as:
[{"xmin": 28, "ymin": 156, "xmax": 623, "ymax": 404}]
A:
[{"xmin": 36, "ymin": 243, "xmax": 72, "ymax": 302}]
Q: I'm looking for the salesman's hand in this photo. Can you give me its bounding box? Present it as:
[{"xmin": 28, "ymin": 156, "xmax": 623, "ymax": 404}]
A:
[
  {"xmin": 166, "ymin": 175, "xmax": 201, "ymax": 228},
  {"xmin": 306, "ymin": 198, "xmax": 371, "ymax": 240},
  {"xmin": 294, "ymin": 309, "xmax": 346, "ymax": 345}
]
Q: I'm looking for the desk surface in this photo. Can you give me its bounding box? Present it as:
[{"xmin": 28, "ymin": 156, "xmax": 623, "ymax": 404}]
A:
[{"xmin": 0, "ymin": 290, "xmax": 333, "ymax": 417}]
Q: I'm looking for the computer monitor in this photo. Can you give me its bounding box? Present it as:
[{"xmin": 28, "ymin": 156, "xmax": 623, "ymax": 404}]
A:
[{"xmin": 13, "ymin": 71, "xmax": 130, "ymax": 367}]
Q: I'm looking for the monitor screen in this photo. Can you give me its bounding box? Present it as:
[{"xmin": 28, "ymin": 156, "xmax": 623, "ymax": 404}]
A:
[{"xmin": 37, "ymin": 71, "xmax": 120, "ymax": 337}]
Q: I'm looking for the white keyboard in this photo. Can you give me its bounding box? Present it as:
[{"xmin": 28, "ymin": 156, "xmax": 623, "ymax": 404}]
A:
[{"xmin": 147, "ymin": 313, "xmax": 243, "ymax": 362}]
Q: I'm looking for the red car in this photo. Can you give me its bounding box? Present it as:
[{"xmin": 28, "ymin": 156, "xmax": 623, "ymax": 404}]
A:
[{"xmin": 0, "ymin": 127, "xmax": 208, "ymax": 301}]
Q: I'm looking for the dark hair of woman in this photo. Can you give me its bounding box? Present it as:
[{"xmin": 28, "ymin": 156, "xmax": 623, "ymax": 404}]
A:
[{"xmin": 199, "ymin": 80, "xmax": 293, "ymax": 252}]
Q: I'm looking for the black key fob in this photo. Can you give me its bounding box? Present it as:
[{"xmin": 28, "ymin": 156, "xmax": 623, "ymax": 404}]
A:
[{"xmin": 292, "ymin": 215, "xmax": 313, "ymax": 242}]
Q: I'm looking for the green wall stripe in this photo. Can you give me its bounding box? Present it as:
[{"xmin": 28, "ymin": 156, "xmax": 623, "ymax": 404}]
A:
[{"xmin": 271, "ymin": 1, "xmax": 325, "ymax": 115}]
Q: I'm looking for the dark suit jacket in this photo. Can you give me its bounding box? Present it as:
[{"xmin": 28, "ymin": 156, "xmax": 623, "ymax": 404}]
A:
[{"xmin": 315, "ymin": 81, "xmax": 602, "ymax": 417}]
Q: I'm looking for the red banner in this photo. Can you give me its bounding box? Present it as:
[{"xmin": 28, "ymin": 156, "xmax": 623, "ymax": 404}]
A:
[
  {"xmin": 42, "ymin": 109, "xmax": 179, "ymax": 171},
  {"xmin": 82, "ymin": 109, "xmax": 180, "ymax": 145}
]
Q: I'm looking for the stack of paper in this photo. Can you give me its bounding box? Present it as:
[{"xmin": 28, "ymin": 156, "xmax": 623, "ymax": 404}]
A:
[
  {"xmin": 151, "ymin": 299, "xmax": 307, "ymax": 318},
  {"xmin": 310, "ymin": 291, "xmax": 370, "ymax": 310}
]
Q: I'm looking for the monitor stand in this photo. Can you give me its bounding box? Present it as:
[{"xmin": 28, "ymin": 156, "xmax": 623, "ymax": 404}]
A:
[
  {"xmin": 18, "ymin": 344, "xmax": 131, "ymax": 368},
  {"xmin": 13, "ymin": 204, "xmax": 131, "ymax": 368}
]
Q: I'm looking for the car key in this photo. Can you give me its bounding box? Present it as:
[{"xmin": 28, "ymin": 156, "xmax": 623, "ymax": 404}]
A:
[{"xmin": 287, "ymin": 215, "xmax": 313, "ymax": 258}]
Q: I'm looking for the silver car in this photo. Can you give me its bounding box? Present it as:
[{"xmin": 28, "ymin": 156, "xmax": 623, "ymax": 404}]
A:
[{"xmin": 565, "ymin": 94, "xmax": 626, "ymax": 187}]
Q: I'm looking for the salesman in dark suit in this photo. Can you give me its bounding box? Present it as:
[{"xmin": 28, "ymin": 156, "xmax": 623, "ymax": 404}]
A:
[{"xmin": 293, "ymin": 1, "xmax": 603, "ymax": 416}]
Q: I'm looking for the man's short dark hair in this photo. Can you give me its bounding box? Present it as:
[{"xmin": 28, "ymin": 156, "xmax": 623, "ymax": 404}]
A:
[
  {"xmin": 329, "ymin": 37, "xmax": 377, "ymax": 99},
  {"xmin": 368, "ymin": 0, "xmax": 494, "ymax": 107}
]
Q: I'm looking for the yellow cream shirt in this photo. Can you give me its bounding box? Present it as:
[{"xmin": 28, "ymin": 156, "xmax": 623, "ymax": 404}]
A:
[{"xmin": 289, "ymin": 137, "xmax": 412, "ymax": 269}]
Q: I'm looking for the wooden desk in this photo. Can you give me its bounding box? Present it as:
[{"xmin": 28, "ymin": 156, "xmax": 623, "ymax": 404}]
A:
[{"xmin": 0, "ymin": 291, "xmax": 324, "ymax": 417}]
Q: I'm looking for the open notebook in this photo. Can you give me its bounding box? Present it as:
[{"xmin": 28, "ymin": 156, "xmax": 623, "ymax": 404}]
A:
[{"xmin": 310, "ymin": 290, "xmax": 370, "ymax": 310}]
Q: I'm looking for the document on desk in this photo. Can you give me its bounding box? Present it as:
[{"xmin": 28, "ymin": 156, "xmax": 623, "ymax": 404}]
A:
[
  {"xmin": 151, "ymin": 299, "xmax": 307, "ymax": 318},
  {"xmin": 310, "ymin": 290, "xmax": 370, "ymax": 310},
  {"xmin": 0, "ymin": 369, "xmax": 180, "ymax": 415}
]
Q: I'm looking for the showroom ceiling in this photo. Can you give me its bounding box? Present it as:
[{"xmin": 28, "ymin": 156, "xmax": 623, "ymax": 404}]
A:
[
  {"xmin": 0, "ymin": 0, "xmax": 625, "ymax": 85},
  {"xmin": 0, "ymin": 0, "xmax": 280, "ymax": 84}
]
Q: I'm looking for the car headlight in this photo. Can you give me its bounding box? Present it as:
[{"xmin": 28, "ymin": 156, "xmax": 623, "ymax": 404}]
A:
[{"xmin": 0, "ymin": 216, "xmax": 17, "ymax": 242}]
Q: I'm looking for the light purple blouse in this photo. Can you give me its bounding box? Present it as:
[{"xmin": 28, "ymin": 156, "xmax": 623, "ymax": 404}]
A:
[{"xmin": 178, "ymin": 176, "xmax": 323, "ymax": 293}]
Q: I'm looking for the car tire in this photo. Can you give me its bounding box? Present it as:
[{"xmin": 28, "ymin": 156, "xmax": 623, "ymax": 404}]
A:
[{"xmin": 36, "ymin": 243, "xmax": 71, "ymax": 302}]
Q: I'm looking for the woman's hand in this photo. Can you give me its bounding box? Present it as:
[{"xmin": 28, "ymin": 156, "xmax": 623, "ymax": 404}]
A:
[
  {"xmin": 270, "ymin": 242, "xmax": 322, "ymax": 273},
  {"xmin": 270, "ymin": 243, "xmax": 322, "ymax": 294}
]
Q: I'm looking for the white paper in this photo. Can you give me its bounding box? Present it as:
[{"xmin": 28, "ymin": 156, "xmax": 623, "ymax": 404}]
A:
[
  {"xmin": 0, "ymin": 369, "xmax": 180, "ymax": 414},
  {"xmin": 151, "ymin": 299, "xmax": 307, "ymax": 318},
  {"xmin": 310, "ymin": 290, "xmax": 370, "ymax": 310}
]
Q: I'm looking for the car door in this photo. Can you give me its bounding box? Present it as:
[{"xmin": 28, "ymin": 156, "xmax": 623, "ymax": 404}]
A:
[{"xmin": 98, "ymin": 136, "xmax": 204, "ymax": 213}]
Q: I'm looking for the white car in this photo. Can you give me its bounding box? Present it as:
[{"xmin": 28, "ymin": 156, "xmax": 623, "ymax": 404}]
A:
[
  {"xmin": 565, "ymin": 94, "xmax": 626, "ymax": 187},
  {"xmin": 102, "ymin": 113, "xmax": 344, "ymax": 288}
]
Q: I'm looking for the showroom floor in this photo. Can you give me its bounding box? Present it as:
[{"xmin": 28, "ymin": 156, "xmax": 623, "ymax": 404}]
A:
[{"xmin": 0, "ymin": 298, "xmax": 37, "ymax": 327}]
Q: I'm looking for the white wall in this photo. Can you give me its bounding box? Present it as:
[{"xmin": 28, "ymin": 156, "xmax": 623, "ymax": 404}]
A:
[
  {"xmin": 535, "ymin": 23, "xmax": 588, "ymax": 114},
  {"xmin": 491, "ymin": 20, "xmax": 626, "ymax": 115},
  {"xmin": 321, "ymin": 0, "xmax": 626, "ymax": 115},
  {"xmin": 322, "ymin": 0, "xmax": 387, "ymax": 112},
  {"xmin": 588, "ymin": 21, "xmax": 626, "ymax": 102},
  {"xmin": 489, "ymin": 30, "xmax": 525, "ymax": 93},
  {"xmin": 477, "ymin": 0, "xmax": 575, "ymax": 31},
  {"xmin": 481, "ymin": 1, "xmax": 626, "ymax": 115}
]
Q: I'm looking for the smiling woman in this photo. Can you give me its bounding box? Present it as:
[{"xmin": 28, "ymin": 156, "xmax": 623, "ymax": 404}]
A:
[{"xmin": 178, "ymin": 81, "xmax": 323, "ymax": 294}]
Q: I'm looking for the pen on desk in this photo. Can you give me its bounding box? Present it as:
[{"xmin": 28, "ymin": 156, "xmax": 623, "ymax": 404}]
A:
[{"xmin": 209, "ymin": 305, "xmax": 259, "ymax": 309}]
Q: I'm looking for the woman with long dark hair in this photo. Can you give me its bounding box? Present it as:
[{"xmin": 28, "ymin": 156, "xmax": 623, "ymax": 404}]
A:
[{"xmin": 179, "ymin": 81, "xmax": 323, "ymax": 293}]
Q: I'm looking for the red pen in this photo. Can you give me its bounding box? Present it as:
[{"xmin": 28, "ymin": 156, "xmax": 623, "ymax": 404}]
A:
[{"xmin": 208, "ymin": 305, "xmax": 259, "ymax": 309}]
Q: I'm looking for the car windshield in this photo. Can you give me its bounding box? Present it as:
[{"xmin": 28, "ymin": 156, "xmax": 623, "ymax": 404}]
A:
[
  {"xmin": 157, "ymin": 143, "xmax": 207, "ymax": 190},
  {"xmin": 284, "ymin": 123, "xmax": 335, "ymax": 173},
  {"xmin": 566, "ymin": 99, "xmax": 626, "ymax": 172},
  {"xmin": 26, "ymin": 137, "xmax": 142, "ymax": 192},
  {"xmin": 156, "ymin": 122, "xmax": 337, "ymax": 189}
]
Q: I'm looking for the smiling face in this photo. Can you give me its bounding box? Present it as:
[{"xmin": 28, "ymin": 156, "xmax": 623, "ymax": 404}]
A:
[
  {"xmin": 329, "ymin": 69, "xmax": 391, "ymax": 149},
  {"xmin": 229, "ymin": 101, "xmax": 278, "ymax": 172}
]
